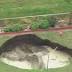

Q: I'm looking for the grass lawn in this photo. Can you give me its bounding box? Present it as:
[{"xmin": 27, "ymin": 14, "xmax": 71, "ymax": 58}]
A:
[
  {"xmin": 36, "ymin": 30, "xmax": 72, "ymax": 49},
  {"xmin": 0, "ymin": 0, "xmax": 72, "ymax": 18},
  {"xmin": 0, "ymin": 30, "xmax": 72, "ymax": 72}
]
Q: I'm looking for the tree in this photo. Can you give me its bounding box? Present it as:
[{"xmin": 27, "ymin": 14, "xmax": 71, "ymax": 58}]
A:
[
  {"xmin": 31, "ymin": 20, "xmax": 50, "ymax": 30},
  {"xmin": 64, "ymin": 0, "xmax": 71, "ymax": 3},
  {"xmin": 31, "ymin": 22, "xmax": 40, "ymax": 30},
  {"xmin": 39, "ymin": 20, "xmax": 49, "ymax": 29},
  {"xmin": 48, "ymin": 16, "xmax": 57, "ymax": 27},
  {"xmin": 4, "ymin": 24, "xmax": 24, "ymax": 32}
]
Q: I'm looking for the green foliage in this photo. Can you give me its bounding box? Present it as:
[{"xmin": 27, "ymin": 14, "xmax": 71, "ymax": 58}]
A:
[
  {"xmin": 31, "ymin": 20, "xmax": 49, "ymax": 30},
  {"xmin": 31, "ymin": 22, "xmax": 40, "ymax": 30},
  {"xmin": 64, "ymin": 0, "xmax": 71, "ymax": 3},
  {"xmin": 39, "ymin": 20, "xmax": 49, "ymax": 29},
  {"xmin": 4, "ymin": 24, "xmax": 24, "ymax": 32},
  {"xmin": 48, "ymin": 16, "xmax": 57, "ymax": 27}
]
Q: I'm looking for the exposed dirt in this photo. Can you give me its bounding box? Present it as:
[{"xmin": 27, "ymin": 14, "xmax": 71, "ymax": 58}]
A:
[
  {"xmin": 1, "ymin": 49, "xmax": 70, "ymax": 69},
  {"xmin": 0, "ymin": 34, "xmax": 72, "ymax": 69}
]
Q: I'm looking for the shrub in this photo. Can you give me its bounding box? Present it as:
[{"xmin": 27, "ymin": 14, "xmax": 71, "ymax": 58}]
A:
[
  {"xmin": 48, "ymin": 16, "xmax": 57, "ymax": 27},
  {"xmin": 31, "ymin": 20, "xmax": 49, "ymax": 30},
  {"xmin": 64, "ymin": 0, "xmax": 71, "ymax": 3},
  {"xmin": 31, "ymin": 22, "xmax": 40, "ymax": 30},
  {"xmin": 4, "ymin": 24, "xmax": 24, "ymax": 32},
  {"xmin": 39, "ymin": 20, "xmax": 49, "ymax": 29}
]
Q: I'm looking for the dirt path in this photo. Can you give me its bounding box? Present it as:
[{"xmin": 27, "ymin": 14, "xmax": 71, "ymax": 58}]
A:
[{"xmin": 0, "ymin": 26, "xmax": 72, "ymax": 36}]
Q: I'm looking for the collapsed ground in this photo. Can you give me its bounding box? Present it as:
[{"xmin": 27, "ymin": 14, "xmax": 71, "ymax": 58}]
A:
[
  {"xmin": 0, "ymin": 34, "xmax": 71, "ymax": 69},
  {"xmin": 0, "ymin": 31, "xmax": 72, "ymax": 72}
]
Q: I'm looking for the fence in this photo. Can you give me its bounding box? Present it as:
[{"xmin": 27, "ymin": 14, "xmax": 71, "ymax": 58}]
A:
[{"xmin": 0, "ymin": 12, "xmax": 72, "ymax": 32}]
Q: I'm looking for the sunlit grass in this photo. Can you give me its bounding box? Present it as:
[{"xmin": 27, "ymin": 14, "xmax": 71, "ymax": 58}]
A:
[{"xmin": 0, "ymin": 0, "xmax": 72, "ymax": 18}]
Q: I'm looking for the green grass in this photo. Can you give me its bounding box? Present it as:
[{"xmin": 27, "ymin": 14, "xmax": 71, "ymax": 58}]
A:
[
  {"xmin": 0, "ymin": 30, "xmax": 72, "ymax": 72},
  {"xmin": 0, "ymin": 0, "xmax": 72, "ymax": 18},
  {"xmin": 36, "ymin": 30, "xmax": 72, "ymax": 49}
]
